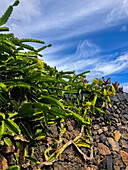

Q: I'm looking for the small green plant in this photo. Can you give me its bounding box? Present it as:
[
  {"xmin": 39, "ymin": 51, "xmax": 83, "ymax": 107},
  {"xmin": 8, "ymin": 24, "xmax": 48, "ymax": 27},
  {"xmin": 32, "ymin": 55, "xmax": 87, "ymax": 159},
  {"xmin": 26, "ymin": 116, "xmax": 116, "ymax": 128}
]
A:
[{"xmin": 0, "ymin": 1, "xmax": 115, "ymax": 169}]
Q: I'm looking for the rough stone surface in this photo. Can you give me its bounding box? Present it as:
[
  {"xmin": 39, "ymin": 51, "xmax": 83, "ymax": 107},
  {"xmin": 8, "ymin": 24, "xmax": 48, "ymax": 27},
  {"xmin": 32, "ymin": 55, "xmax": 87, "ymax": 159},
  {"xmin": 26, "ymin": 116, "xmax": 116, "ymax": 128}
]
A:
[
  {"xmin": 107, "ymin": 156, "xmax": 112, "ymax": 170},
  {"xmin": 93, "ymin": 124, "xmax": 100, "ymax": 130},
  {"xmin": 67, "ymin": 120, "xmax": 74, "ymax": 131},
  {"xmin": 98, "ymin": 129, "xmax": 103, "ymax": 134},
  {"xmin": 2, "ymin": 143, "xmax": 15, "ymax": 154},
  {"xmin": 120, "ymin": 150, "xmax": 128, "ymax": 166},
  {"xmin": 102, "ymin": 127, "xmax": 108, "ymax": 132},
  {"xmin": 0, "ymin": 154, "xmax": 8, "ymax": 170},
  {"xmin": 114, "ymin": 130, "xmax": 121, "ymax": 142},
  {"xmin": 120, "ymin": 140, "xmax": 128, "ymax": 148},
  {"xmin": 123, "ymin": 114, "xmax": 128, "ymax": 120},
  {"xmin": 108, "ymin": 137, "xmax": 120, "ymax": 152},
  {"xmin": 98, "ymin": 143, "xmax": 111, "ymax": 155},
  {"xmin": 126, "ymin": 166, "xmax": 128, "ymax": 170},
  {"xmin": 122, "ymin": 132, "xmax": 128, "ymax": 140},
  {"xmin": 1, "ymin": 92, "xmax": 128, "ymax": 170}
]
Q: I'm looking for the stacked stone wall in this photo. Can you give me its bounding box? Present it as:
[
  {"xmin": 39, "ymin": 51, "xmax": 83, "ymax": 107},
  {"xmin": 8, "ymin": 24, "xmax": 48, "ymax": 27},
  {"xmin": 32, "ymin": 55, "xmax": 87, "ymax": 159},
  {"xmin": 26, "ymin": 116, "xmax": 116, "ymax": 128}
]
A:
[{"xmin": 0, "ymin": 92, "xmax": 128, "ymax": 170}]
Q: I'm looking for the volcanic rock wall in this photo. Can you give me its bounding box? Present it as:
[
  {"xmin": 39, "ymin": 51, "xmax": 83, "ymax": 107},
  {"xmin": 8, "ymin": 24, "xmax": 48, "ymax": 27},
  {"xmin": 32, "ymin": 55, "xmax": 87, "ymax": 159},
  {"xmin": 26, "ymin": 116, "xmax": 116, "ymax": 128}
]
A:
[
  {"xmin": 44, "ymin": 92, "xmax": 128, "ymax": 170},
  {"xmin": 90, "ymin": 92, "xmax": 128, "ymax": 170},
  {"xmin": 0, "ymin": 92, "xmax": 128, "ymax": 170}
]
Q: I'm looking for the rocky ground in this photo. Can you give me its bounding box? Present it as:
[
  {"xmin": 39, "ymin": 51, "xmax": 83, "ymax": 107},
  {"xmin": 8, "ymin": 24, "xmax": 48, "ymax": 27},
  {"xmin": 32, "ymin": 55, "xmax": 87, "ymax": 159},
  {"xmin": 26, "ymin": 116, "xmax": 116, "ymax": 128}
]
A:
[{"xmin": 0, "ymin": 92, "xmax": 128, "ymax": 170}]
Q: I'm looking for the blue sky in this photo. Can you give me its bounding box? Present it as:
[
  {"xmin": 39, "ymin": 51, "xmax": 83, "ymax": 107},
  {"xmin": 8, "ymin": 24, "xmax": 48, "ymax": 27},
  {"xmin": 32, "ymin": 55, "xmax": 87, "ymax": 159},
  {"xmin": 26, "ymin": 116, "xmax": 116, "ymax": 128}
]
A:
[{"xmin": 0, "ymin": 0, "xmax": 128, "ymax": 92}]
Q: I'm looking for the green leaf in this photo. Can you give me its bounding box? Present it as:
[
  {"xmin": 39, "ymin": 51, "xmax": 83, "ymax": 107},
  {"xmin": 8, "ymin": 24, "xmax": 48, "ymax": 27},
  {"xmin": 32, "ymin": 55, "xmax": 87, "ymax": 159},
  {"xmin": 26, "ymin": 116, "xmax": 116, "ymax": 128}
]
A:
[
  {"xmin": 93, "ymin": 107, "xmax": 105, "ymax": 114},
  {"xmin": 16, "ymin": 141, "xmax": 20, "ymax": 149},
  {"xmin": 43, "ymin": 111, "xmax": 48, "ymax": 126},
  {"xmin": 32, "ymin": 132, "xmax": 46, "ymax": 140},
  {"xmin": 36, "ymin": 44, "xmax": 52, "ymax": 52},
  {"xmin": 63, "ymin": 90, "xmax": 77, "ymax": 94},
  {"xmin": 0, "ymin": 6, "xmax": 13, "ymax": 26},
  {"xmin": 16, "ymin": 82, "xmax": 30, "ymax": 89},
  {"xmin": 0, "ymin": 0, "xmax": 19, "ymax": 26},
  {"xmin": 94, "ymin": 107, "xmax": 110, "ymax": 121},
  {"xmin": 91, "ymin": 94, "xmax": 97, "ymax": 106},
  {"xmin": 14, "ymin": 153, "xmax": 19, "ymax": 164},
  {"xmin": 47, "ymin": 121, "xmax": 57, "ymax": 126},
  {"xmin": 13, "ymin": 0, "xmax": 20, "ymax": 6},
  {"xmin": 6, "ymin": 165, "xmax": 20, "ymax": 170},
  {"xmin": 60, "ymin": 71, "xmax": 75, "ymax": 75},
  {"xmin": 48, "ymin": 152, "xmax": 57, "ymax": 162},
  {"xmin": 20, "ymin": 123, "xmax": 32, "ymax": 141},
  {"xmin": 0, "ymin": 121, "xmax": 5, "ymax": 138},
  {"xmin": 0, "ymin": 82, "xmax": 6, "ymax": 91},
  {"xmin": 33, "ymin": 103, "xmax": 49, "ymax": 111},
  {"xmin": 49, "ymin": 107, "xmax": 68, "ymax": 118},
  {"xmin": 0, "ymin": 27, "xmax": 9, "ymax": 31},
  {"xmin": 0, "ymin": 44, "xmax": 13, "ymax": 54},
  {"xmin": 4, "ymin": 119, "xmax": 21, "ymax": 135},
  {"xmin": 25, "ymin": 156, "xmax": 40, "ymax": 165},
  {"xmin": 39, "ymin": 76, "xmax": 56, "ymax": 83},
  {"xmin": 36, "ymin": 45, "xmax": 47, "ymax": 52},
  {"xmin": 4, "ymin": 80, "xmax": 30, "ymax": 89},
  {"xmin": 20, "ymin": 38, "xmax": 45, "ymax": 44},
  {"xmin": 11, "ymin": 100, "xmax": 18, "ymax": 110},
  {"xmin": 0, "ymin": 93, "xmax": 8, "ymax": 103},
  {"xmin": 0, "ymin": 113, "xmax": 5, "ymax": 120},
  {"xmin": 41, "ymin": 95, "xmax": 64, "ymax": 109},
  {"xmin": 25, "ymin": 72, "xmax": 41, "ymax": 81},
  {"xmin": 0, "ymin": 33, "xmax": 14, "ymax": 39},
  {"xmin": 76, "ymin": 141, "xmax": 90, "ymax": 148},
  {"xmin": 107, "ymin": 96, "xmax": 111, "ymax": 102},
  {"xmin": 21, "ymin": 44, "xmax": 35, "ymax": 51},
  {"xmin": 1, "ymin": 40, "xmax": 16, "ymax": 49},
  {"xmin": 111, "ymin": 85, "xmax": 115, "ymax": 95},
  {"xmin": 47, "ymin": 44, "xmax": 52, "ymax": 47},
  {"xmin": 19, "ymin": 102, "xmax": 34, "ymax": 117},
  {"xmin": 4, "ymin": 137, "xmax": 12, "ymax": 146},
  {"xmin": 65, "ymin": 109, "xmax": 90, "ymax": 125},
  {"xmin": 72, "ymin": 71, "xmax": 90, "ymax": 81}
]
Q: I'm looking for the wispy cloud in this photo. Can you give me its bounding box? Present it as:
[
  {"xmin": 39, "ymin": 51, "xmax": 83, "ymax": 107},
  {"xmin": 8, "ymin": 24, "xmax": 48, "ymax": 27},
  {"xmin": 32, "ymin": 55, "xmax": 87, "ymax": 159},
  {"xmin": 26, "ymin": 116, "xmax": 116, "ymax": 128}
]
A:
[
  {"xmin": 120, "ymin": 25, "xmax": 127, "ymax": 32},
  {"xmin": 0, "ymin": 0, "xmax": 41, "ymax": 37},
  {"xmin": 120, "ymin": 82, "xmax": 128, "ymax": 93},
  {"xmin": 43, "ymin": 40, "xmax": 101, "ymax": 72},
  {"xmin": 89, "ymin": 53, "xmax": 128, "ymax": 79},
  {"xmin": 0, "ymin": 0, "xmax": 14, "ymax": 15},
  {"xmin": 96, "ymin": 55, "xmax": 128, "ymax": 74},
  {"xmin": 1, "ymin": 0, "xmax": 126, "ymax": 39},
  {"xmin": 0, "ymin": 0, "xmax": 41, "ymax": 23},
  {"xmin": 44, "ymin": 40, "xmax": 128, "ymax": 81},
  {"xmin": 104, "ymin": 0, "xmax": 128, "ymax": 26},
  {"xmin": 0, "ymin": 0, "xmax": 128, "ymax": 87}
]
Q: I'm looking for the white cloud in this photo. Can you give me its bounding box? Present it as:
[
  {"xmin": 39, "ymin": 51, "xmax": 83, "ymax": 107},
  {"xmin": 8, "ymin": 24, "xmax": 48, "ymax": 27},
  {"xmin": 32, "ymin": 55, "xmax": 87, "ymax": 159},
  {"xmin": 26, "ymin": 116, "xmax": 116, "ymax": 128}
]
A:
[
  {"xmin": 74, "ymin": 40, "xmax": 100, "ymax": 60},
  {"xmin": 122, "ymin": 0, "xmax": 128, "ymax": 15},
  {"xmin": 104, "ymin": 0, "xmax": 128, "ymax": 26},
  {"xmin": 43, "ymin": 40, "xmax": 100, "ymax": 72},
  {"xmin": 57, "ymin": 58, "xmax": 98, "ymax": 72},
  {"xmin": 0, "ymin": 0, "xmax": 128, "ymax": 85},
  {"xmin": 38, "ymin": 0, "xmax": 117, "ymax": 30},
  {"xmin": 0, "ymin": 0, "xmax": 41, "ymax": 37},
  {"xmin": 93, "ymin": 53, "xmax": 128, "ymax": 76},
  {"xmin": 0, "ymin": 0, "xmax": 41, "ymax": 23},
  {"xmin": 43, "ymin": 41, "xmax": 128, "ymax": 81},
  {"xmin": 41, "ymin": 43, "xmax": 74, "ymax": 57},
  {"xmin": 120, "ymin": 82, "xmax": 128, "ymax": 93},
  {"xmin": 12, "ymin": 0, "xmax": 41, "ymax": 23},
  {"xmin": 46, "ymin": 45, "xmax": 128, "ymax": 81},
  {"xmin": 0, "ymin": 0, "xmax": 124, "ymax": 40},
  {"xmin": 0, "ymin": 1, "xmax": 14, "ymax": 15},
  {"xmin": 120, "ymin": 25, "xmax": 127, "ymax": 32}
]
